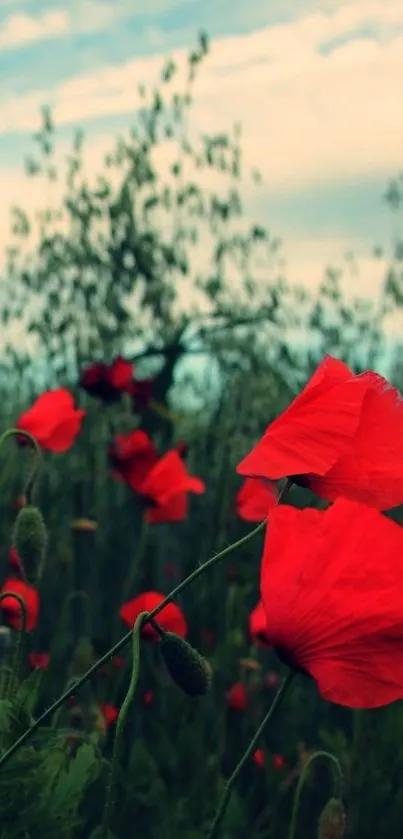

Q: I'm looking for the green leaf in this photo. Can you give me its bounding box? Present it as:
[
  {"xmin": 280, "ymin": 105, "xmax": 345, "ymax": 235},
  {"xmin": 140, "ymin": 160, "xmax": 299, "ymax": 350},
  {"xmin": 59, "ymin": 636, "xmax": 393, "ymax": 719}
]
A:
[
  {"xmin": 51, "ymin": 742, "xmax": 101, "ymax": 818},
  {"xmin": 13, "ymin": 666, "xmax": 44, "ymax": 720}
]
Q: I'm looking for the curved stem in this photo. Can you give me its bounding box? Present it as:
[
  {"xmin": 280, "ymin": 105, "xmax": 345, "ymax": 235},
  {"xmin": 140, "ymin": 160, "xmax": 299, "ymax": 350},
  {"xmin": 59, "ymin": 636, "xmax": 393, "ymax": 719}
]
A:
[
  {"xmin": 207, "ymin": 672, "xmax": 294, "ymax": 839},
  {"xmin": 0, "ymin": 429, "xmax": 42, "ymax": 505},
  {"xmin": 0, "ymin": 592, "xmax": 28, "ymax": 699},
  {"xmin": 0, "ymin": 480, "xmax": 293, "ymax": 769},
  {"xmin": 287, "ymin": 750, "xmax": 344, "ymax": 839},
  {"xmin": 101, "ymin": 611, "xmax": 146, "ymax": 838}
]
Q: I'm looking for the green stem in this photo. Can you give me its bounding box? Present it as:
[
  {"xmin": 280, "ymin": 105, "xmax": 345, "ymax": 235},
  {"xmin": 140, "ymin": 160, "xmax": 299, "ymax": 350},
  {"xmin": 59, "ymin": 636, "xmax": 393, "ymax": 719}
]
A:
[
  {"xmin": 0, "ymin": 517, "xmax": 266, "ymax": 769},
  {"xmin": 101, "ymin": 612, "xmax": 145, "ymax": 838},
  {"xmin": 0, "ymin": 429, "xmax": 42, "ymax": 505},
  {"xmin": 0, "ymin": 592, "xmax": 28, "ymax": 699},
  {"xmin": 207, "ymin": 672, "xmax": 294, "ymax": 839},
  {"xmin": 287, "ymin": 750, "xmax": 344, "ymax": 839}
]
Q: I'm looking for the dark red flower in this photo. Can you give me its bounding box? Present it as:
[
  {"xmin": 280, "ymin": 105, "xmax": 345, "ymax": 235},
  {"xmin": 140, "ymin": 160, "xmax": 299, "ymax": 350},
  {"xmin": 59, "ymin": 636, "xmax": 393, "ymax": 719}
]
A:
[
  {"xmin": 236, "ymin": 478, "xmax": 277, "ymax": 521},
  {"xmin": 119, "ymin": 591, "xmax": 188, "ymax": 640},
  {"xmin": 272, "ymin": 754, "xmax": 285, "ymax": 770},
  {"xmin": 260, "ymin": 498, "xmax": 403, "ymax": 708},
  {"xmin": 108, "ymin": 429, "xmax": 159, "ymax": 491},
  {"xmin": 0, "ymin": 578, "xmax": 39, "ymax": 631},
  {"xmin": 143, "ymin": 689, "xmax": 155, "ymax": 705},
  {"xmin": 249, "ymin": 601, "xmax": 270, "ymax": 647},
  {"xmin": 16, "ymin": 389, "xmax": 85, "ymax": 453},
  {"xmin": 79, "ymin": 356, "xmax": 133, "ymax": 403},
  {"xmin": 99, "ymin": 703, "xmax": 119, "ymax": 727},
  {"xmin": 265, "ymin": 671, "xmax": 280, "ymax": 689},
  {"xmin": 238, "ymin": 355, "xmax": 403, "ymax": 510},
  {"xmin": 253, "ymin": 748, "xmax": 265, "ymax": 768},
  {"xmin": 226, "ymin": 681, "xmax": 248, "ymax": 710},
  {"xmin": 139, "ymin": 450, "xmax": 205, "ymax": 524},
  {"xmin": 125, "ymin": 377, "xmax": 154, "ymax": 413},
  {"xmin": 29, "ymin": 651, "xmax": 50, "ymax": 669}
]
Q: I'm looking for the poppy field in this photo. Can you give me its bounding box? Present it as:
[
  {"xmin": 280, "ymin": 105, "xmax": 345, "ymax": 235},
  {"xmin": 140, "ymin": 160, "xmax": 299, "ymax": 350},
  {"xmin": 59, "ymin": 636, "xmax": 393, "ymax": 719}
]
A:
[
  {"xmin": 1, "ymin": 350, "xmax": 403, "ymax": 839},
  {"xmin": 2, "ymin": 31, "xmax": 403, "ymax": 839}
]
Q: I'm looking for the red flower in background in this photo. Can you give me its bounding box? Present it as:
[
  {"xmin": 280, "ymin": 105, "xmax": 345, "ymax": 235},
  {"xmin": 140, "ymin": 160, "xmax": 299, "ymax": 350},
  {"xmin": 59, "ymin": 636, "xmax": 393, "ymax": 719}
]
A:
[
  {"xmin": 236, "ymin": 478, "xmax": 277, "ymax": 521},
  {"xmin": 260, "ymin": 498, "xmax": 403, "ymax": 708},
  {"xmin": 80, "ymin": 356, "xmax": 133, "ymax": 403},
  {"xmin": 119, "ymin": 591, "xmax": 188, "ymax": 640},
  {"xmin": 108, "ymin": 429, "xmax": 159, "ymax": 492},
  {"xmin": 253, "ymin": 749, "xmax": 265, "ymax": 768},
  {"xmin": 226, "ymin": 681, "xmax": 248, "ymax": 711},
  {"xmin": 249, "ymin": 601, "xmax": 270, "ymax": 647},
  {"xmin": 99, "ymin": 703, "xmax": 119, "ymax": 727},
  {"xmin": 272, "ymin": 754, "xmax": 285, "ymax": 770},
  {"xmin": 143, "ymin": 689, "xmax": 155, "ymax": 706},
  {"xmin": 238, "ymin": 355, "xmax": 403, "ymax": 510},
  {"xmin": 125, "ymin": 377, "xmax": 154, "ymax": 413},
  {"xmin": 139, "ymin": 450, "xmax": 205, "ymax": 524},
  {"xmin": 29, "ymin": 651, "xmax": 50, "ymax": 669},
  {"xmin": 0, "ymin": 578, "xmax": 39, "ymax": 632},
  {"xmin": 16, "ymin": 389, "xmax": 85, "ymax": 453}
]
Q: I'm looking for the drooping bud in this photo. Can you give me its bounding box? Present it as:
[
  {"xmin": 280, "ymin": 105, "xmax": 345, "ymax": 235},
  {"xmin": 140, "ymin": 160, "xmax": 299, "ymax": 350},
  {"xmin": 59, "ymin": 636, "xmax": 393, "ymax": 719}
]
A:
[
  {"xmin": 318, "ymin": 798, "xmax": 346, "ymax": 839},
  {"xmin": 12, "ymin": 506, "xmax": 47, "ymax": 583},
  {"xmin": 160, "ymin": 632, "xmax": 212, "ymax": 696}
]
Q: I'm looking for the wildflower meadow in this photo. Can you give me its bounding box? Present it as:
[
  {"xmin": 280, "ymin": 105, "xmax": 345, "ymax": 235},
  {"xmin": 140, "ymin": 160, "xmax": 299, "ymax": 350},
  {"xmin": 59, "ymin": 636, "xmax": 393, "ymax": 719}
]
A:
[{"xmin": 1, "ymin": 31, "xmax": 403, "ymax": 839}]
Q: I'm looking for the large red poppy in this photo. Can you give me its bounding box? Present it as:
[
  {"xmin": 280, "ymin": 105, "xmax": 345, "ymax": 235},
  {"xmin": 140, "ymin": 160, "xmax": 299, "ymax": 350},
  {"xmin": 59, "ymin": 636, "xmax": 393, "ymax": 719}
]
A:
[
  {"xmin": 119, "ymin": 591, "xmax": 188, "ymax": 640},
  {"xmin": 16, "ymin": 389, "xmax": 85, "ymax": 452},
  {"xmin": 237, "ymin": 355, "xmax": 403, "ymax": 510},
  {"xmin": 108, "ymin": 429, "xmax": 159, "ymax": 492},
  {"xmin": 79, "ymin": 356, "xmax": 133, "ymax": 403},
  {"xmin": 138, "ymin": 450, "xmax": 205, "ymax": 524},
  {"xmin": 0, "ymin": 578, "xmax": 39, "ymax": 632},
  {"xmin": 236, "ymin": 478, "xmax": 277, "ymax": 521},
  {"xmin": 260, "ymin": 498, "xmax": 403, "ymax": 708}
]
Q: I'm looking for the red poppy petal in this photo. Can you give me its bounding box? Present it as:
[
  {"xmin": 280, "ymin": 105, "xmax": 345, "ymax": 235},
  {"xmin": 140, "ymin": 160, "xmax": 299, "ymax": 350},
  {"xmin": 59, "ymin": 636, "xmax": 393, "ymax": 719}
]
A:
[
  {"xmin": 237, "ymin": 478, "xmax": 277, "ymax": 521},
  {"xmin": 261, "ymin": 500, "xmax": 403, "ymax": 708},
  {"xmin": 237, "ymin": 356, "xmax": 371, "ymax": 480},
  {"xmin": 109, "ymin": 357, "xmax": 133, "ymax": 389},
  {"xmin": 42, "ymin": 410, "xmax": 86, "ymax": 452},
  {"xmin": 307, "ymin": 373, "xmax": 403, "ymax": 509}
]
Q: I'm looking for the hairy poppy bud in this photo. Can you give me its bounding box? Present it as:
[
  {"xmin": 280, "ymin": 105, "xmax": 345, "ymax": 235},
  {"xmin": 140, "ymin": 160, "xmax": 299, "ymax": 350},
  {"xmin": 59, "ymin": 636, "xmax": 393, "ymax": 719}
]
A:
[
  {"xmin": 318, "ymin": 798, "xmax": 346, "ymax": 839},
  {"xmin": 12, "ymin": 505, "xmax": 47, "ymax": 583},
  {"xmin": 0, "ymin": 626, "xmax": 11, "ymax": 654},
  {"xmin": 160, "ymin": 632, "xmax": 212, "ymax": 696}
]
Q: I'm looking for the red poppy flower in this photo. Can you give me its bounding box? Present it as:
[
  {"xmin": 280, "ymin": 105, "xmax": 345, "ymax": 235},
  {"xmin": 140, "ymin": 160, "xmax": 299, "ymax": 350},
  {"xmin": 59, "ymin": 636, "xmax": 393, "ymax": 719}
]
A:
[
  {"xmin": 260, "ymin": 498, "xmax": 403, "ymax": 708},
  {"xmin": 79, "ymin": 356, "xmax": 133, "ymax": 403},
  {"xmin": 8, "ymin": 546, "xmax": 24, "ymax": 575},
  {"xmin": 249, "ymin": 601, "xmax": 270, "ymax": 647},
  {"xmin": 238, "ymin": 355, "xmax": 403, "ymax": 510},
  {"xmin": 236, "ymin": 478, "xmax": 277, "ymax": 521},
  {"xmin": 99, "ymin": 703, "xmax": 119, "ymax": 727},
  {"xmin": 125, "ymin": 377, "xmax": 154, "ymax": 413},
  {"xmin": 0, "ymin": 578, "xmax": 39, "ymax": 632},
  {"xmin": 272, "ymin": 754, "xmax": 285, "ymax": 770},
  {"xmin": 253, "ymin": 749, "xmax": 265, "ymax": 768},
  {"xmin": 108, "ymin": 429, "xmax": 159, "ymax": 491},
  {"xmin": 143, "ymin": 689, "xmax": 155, "ymax": 706},
  {"xmin": 29, "ymin": 651, "xmax": 50, "ymax": 669},
  {"xmin": 226, "ymin": 681, "xmax": 248, "ymax": 711},
  {"xmin": 119, "ymin": 591, "xmax": 188, "ymax": 640},
  {"xmin": 139, "ymin": 450, "xmax": 205, "ymax": 524},
  {"xmin": 16, "ymin": 389, "xmax": 86, "ymax": 453}
]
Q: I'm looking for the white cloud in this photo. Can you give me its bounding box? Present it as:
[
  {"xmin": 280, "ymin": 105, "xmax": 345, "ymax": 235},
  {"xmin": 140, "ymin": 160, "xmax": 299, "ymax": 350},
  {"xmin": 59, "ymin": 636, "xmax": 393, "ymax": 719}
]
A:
[
  {"xmin": 0, "ymin": 10, "xmax": 69, "ymax": 49},
  {"xmin": 1, "ymin": 0, "xmax": 403, "ymax": 191}
]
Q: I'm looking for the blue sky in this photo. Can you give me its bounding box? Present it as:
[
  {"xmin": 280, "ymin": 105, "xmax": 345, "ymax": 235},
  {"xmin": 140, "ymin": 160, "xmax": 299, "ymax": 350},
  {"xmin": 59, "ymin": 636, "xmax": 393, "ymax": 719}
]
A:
[{"xmin": 1, "ymin": 0, "xmax": 402, "ymax": 305}]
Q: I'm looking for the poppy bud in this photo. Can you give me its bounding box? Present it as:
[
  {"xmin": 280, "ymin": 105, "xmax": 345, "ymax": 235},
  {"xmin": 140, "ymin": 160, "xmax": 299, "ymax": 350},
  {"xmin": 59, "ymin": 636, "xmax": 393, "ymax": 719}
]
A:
[
  {"xmin": 160, "ymin": 632, "xmax": 212, "ymax": 696},
  {"xmin": 318, "ymin": 798, "xmax": 346, "ymax": 839},
  {"xmin": 12, "ymin": 505, "xmax": 47, "ymax": 584}
]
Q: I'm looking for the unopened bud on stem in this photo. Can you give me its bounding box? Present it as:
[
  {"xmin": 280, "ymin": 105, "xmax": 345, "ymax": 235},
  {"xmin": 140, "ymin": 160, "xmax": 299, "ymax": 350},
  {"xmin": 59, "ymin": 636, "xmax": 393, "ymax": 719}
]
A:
[
  {"xmin": 12, "ymin": 506, "xmax": 47, "ymax": 584},
  {"xmin": 160, "ymin": 631, "xmax": 212, "ymax": 696}
]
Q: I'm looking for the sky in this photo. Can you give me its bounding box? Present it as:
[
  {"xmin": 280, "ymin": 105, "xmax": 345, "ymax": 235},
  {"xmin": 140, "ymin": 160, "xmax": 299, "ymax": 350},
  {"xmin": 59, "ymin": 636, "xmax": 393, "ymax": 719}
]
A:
[{"xmin": 1, "ymin": 0, "xmax": 403, "ymax": 331}]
